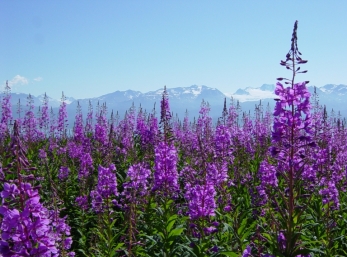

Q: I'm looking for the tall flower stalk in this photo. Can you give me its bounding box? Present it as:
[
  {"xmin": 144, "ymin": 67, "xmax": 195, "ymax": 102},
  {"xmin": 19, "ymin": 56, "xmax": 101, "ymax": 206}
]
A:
[
  {"xmin": 152, "ymin": 86, "xmax": 178, "ymax": 196},
  {"xmin": 90, "ymin": 164, "xmax": 123, "ymax": 256},
  {"xmin": 0, "ymin": 81, "xmax": 12, "ymax": 139},
  {"xmin": 23, "ymin": 94, "xmax": 38, "ymax": 143},
  {"xmin": 57, "ymin": 92, "xmax": 68, "ymax": 139},
  {"xmin": 39, "ymin": 93, "xmax": 50, "ymax": 137},
  {"xmin": 258, "ymin": 20, "xmax": 317, "ymax": 256}
]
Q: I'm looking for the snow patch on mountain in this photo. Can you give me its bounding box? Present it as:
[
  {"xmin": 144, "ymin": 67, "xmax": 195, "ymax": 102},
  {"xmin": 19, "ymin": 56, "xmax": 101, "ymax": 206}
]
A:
[
  {"xmin": 319, "ymin": 84, "xmax": 347, "ymax": 95},
  {"xmin": 225, "ymin": 84, "xmax": 277, "ymax": 102}
]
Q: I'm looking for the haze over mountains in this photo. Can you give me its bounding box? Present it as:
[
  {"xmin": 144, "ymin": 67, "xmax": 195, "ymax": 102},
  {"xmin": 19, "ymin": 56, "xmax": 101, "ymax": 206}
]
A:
[{"xmin": 3, "ymin": 83, "xmax": 347, "ymax": 127}]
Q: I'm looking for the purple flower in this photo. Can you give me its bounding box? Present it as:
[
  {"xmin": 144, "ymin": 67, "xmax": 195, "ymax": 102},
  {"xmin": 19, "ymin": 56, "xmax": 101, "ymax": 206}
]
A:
[
  {"xmin": 123, "ymin": 162, "xmax": 151, "ymax": 201},
  {"xmin": 96, "ymin": 164, "xmax": 117, "ymax": 198},
  {"xmin": 319, "ymin": 181, "xmax": 340, "ymax": 210},
  {"xmin": 214, "ymin": 124, "xmax": 233, "ymax": 158},
  {"xmin": 152, "ymin": 141, "xmax": 179, "ymax": 194},
  {"xmin": 75, "ymin": 195, "xmax": 88, "ymax": 210},
  {"xmin": 56, "ymin": 146, "xmax": 67, "ymax": 155},
  {"xmin": 223, "ymin": 205, "xmax": 231, "ymax": 212},
  {"xmin": 259, "ymin": 161, "xmax": 278, "ymax": 188},
  {"xmin": 0, "ymin": 165, "xmax": 4, "ymax": 181},
  {"xmin": 78, "ymin": 152, "xmax": 93, "ymax": 179},
  {"xmin": 116, "ymin": 107, "xmax": 136, "ymax": 156},
  {"xmin": 203, "ymin": 226, "xmax": 218, "ymax": 235},
  {"xmin": 210, "ymin": 245, "xmax": 219, "ymax": 253},
  {"xmin": 242, "ymin": 245, "xmax": 252, "ymax": 257},
  {"xmin": 0, "ymin": 183, "xmax": 20, "ymax": 199},
  {"xmin": 91, "ymin": 164, "xmax": 118, "ymax": 213},
  {"xmin": 73, "ymin": 102, "xmax": 84, "ymax": 142},
  {"xmin": 272, "ymin": 82, "xmax": 314, "ymax": 146},
  {"xmin": 23, "ymin": 94, "xmax": 39, "ymax": 142},
  {"xmin": 67, "ymin": 141, "xmax": 83, "ymax": 159},
  {"xmin": 160, "ymin": 86, "xmax": 172, "ymax": 126},
  {"xmin": 196, "ymin": 100, "xmax": 213, "ymax": 143},
  {"xmin": 0, "ymin": 182, "xmax": 73, "ymax": 256},
  {"xmin": 185, "ymin": 182, "xmax": 216, "ymax": 220},
  {"xmin": 38, "ymin": 149, "xmax": 47, "ymax": 159},
  {"xmin": 94, "ymin": 104, "xmax": 108, "ymax": 145},
  {"xmin": 278, "ymin": 232, "xmax": 286, "ymax": 250},
  {"xmin": 51, "ymin": 212, "xmax": 73, "ymax": 253},
  {"xmin": 39, "ymin": 93, "xmax": 50, "ymax": 134},
  {"xmin": 57, "ymin": 92, "xmax": 68, "ymax": 138},
  {"xmin": 206, "ymin": 162, "xmax": 228, "ymax": 186},
  {"xmin": 0, "ymin": 81, "xmax": 12, "ymax": 137},
  {"xmin": 85, "ymin": 100, "xmax": 93, "ymax": 134},
  {"xmin": 256, "ymin": 185, "xmax": 268, "ymax": 207},
  {"xmin": 58, "ymin": 166, "xmax": 70, "ymax": 181}
]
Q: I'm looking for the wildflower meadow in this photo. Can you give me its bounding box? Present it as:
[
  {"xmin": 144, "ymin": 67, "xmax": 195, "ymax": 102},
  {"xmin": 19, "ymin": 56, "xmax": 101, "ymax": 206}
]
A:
[{"xmin": 1, "ymin": 21, "xmax": 347, "ymax": 257}]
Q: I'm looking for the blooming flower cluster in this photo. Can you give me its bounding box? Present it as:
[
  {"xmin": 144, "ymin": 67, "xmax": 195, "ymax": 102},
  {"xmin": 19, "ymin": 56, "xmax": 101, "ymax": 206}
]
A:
[
  {"xmin": 206, "ymin": 162, "xmax": 228, "ymax": 187},
  {"xmin": 152, "ymin": 141, "xmax": 179, "ymax": 194},
  {"xmin": 0, "ymin": 182, "xmax": 74, "ymax": 256},
  {"xmin": 123, "ymin": 162, "xmax": 151, "ymax": 202},
  {"xmin": 23, "ymin": 94, "xmax": 41, "ymax": 141},
  {"xmin": 75, "ymin": 195, "xmax": 89, "ymax": 211},
  {"xmin": 90, "ymin": 164, "xmax": 118, "ymax": 213},
  {"xmin": 258, "ymin": 160, "xmax": 278, "ymax": 188},
  {"xmin": 319, "ymin": 181, "xmax": 340, "ymax": 210},
  {"xmin": 58, "ymin": 166, "xmax": 70, "ymax": 181},
  {"xmin": 94, "ymin": 105, "xmax": 108, "ymax": 145},
  {"xmin": 0, "ymin": 20, "xmax": 346, "ymax": 255},
  {"xmin": 272, "ymin": 81, "xmax": 313, "ymax": 144},
  {"xmin": 0, "ymin": 81, "xmax": 12, "ymax": 138},
  {"xmin": 78, "ymin": 152, "xmax": 93, "ymax": 179},
  {"xmin": 185, "ymin": 182, "xmax": 216, "ymax": 220}
]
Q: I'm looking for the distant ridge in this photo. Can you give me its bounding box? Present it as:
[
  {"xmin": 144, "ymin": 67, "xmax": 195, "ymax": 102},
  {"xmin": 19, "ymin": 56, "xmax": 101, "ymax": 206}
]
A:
[{"xmin": 3, "ymin": 84, "xmax": 347, "ymax": 125}]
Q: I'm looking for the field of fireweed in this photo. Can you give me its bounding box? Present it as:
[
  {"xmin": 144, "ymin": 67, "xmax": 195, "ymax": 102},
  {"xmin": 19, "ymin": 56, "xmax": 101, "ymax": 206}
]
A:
[{"xmin": 1, "ymin": 21, "xmax": 347, "ymax": 257}]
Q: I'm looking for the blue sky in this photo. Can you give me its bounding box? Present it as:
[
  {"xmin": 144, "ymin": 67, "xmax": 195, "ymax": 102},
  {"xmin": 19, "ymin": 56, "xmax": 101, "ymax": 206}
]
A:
[{"xmin": 1, "ymin": 1, "xmax": 346, "ymax": 99}]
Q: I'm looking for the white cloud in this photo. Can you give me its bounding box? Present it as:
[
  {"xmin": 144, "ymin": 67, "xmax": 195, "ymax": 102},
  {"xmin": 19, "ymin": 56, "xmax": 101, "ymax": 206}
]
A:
[
  {"xmin": 34, "ymin": 77, "xmax": 43, "ymax": 82},
  {"xmin": 8, "ymin": 75, "xmax": 29, "ymax": 87}
]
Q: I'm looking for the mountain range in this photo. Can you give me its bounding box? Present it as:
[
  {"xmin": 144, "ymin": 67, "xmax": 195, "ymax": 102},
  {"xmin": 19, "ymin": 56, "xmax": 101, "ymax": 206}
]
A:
[{"xmin": 2, "ymin": 84, "xmax": 347, "ymax": 126}]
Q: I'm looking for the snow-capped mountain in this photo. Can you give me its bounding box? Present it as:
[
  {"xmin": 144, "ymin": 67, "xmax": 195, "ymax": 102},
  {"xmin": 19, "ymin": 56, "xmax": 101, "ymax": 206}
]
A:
[
  {"xmin": 3, "ymin": 83, "xmax": 347, "ymax": 126},
  {"xmin": 226, "ymin": 84, "xmax": 276, "ymax": 102},
  {"xmin": 227, "ymin": 83, "xmax": 347, "ymax": 107},
  {"xmin": 319, "ymin": 84, "xmax": 347, "ymax": 95},
  {"xmin": 144, "ymin": 85, "xmax": 222, "ymax": 101},
  {"xmin": 64, "ymin": 85, "xmax": 226, "ymax": 122},
  {"xmin": 78, "ymin": 85, "xmax": 224, "ymax": 103},
  {"xmin": 68, "ymin": 83, "xmax": 347, "ymax": 122},
  {"xmin": 227, "ymin": 83, "xmax": 347, "ymax": 117},
  {"xmin": 35, "ymin": 94, "xmax": 76, "ymax": 108}
]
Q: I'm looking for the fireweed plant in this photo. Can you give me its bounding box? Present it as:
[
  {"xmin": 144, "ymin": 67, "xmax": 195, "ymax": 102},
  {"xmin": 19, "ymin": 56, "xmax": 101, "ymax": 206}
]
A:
[
  {"xmin": 0, "ymin": 81, "xmax": 12, "ymax": 140},
  {"xmin": 1, "ymin": 20, "xmax": 347, "ymax": 256},
  {"xmin": 247, "ymin": 21, "xmax": 346, "ymax": 257},
  {"xmin": 0, "ymin": 121, "xmax": 74, "ymax": 256},
  {"xmin": 249, "ymin": 20, "xmax": 316, "ymax": 256}
]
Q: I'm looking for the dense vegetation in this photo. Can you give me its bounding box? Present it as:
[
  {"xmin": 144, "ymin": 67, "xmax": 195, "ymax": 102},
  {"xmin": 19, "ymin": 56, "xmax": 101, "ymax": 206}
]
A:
[{"xmin": 1, "ymin": 21, "xmax": 347, "ymax": 257}]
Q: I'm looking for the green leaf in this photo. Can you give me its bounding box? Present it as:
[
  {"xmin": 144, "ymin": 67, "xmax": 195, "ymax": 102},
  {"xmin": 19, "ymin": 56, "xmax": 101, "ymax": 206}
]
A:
[
  {"xmin": 77, "ymin": 249, "xmax": 88, "ymax": 257},
  {"xmin": 114, "ymin": 242, "xmax": 125, "ymax": 251},
  {"xmin": 292, "ymin": 248, "xmax": 312, "ymax": 255},
  {"xmin": 219, "ymin": 252, "xmax": 239, "ymax": 257},
  {"xmin": 237, "ymin": 217, "xmax": 248, "ymax": 235},
  {"xmin": 168, "ymin": 227, "xmax": 185, "ymax": 238},
  {"xmin": 166, "ymin": 214, "xmax": 178, "ymax": 232},
  {"xmin": 179, "ymin": 244, "xmax": 198, "ymax": 257}
]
